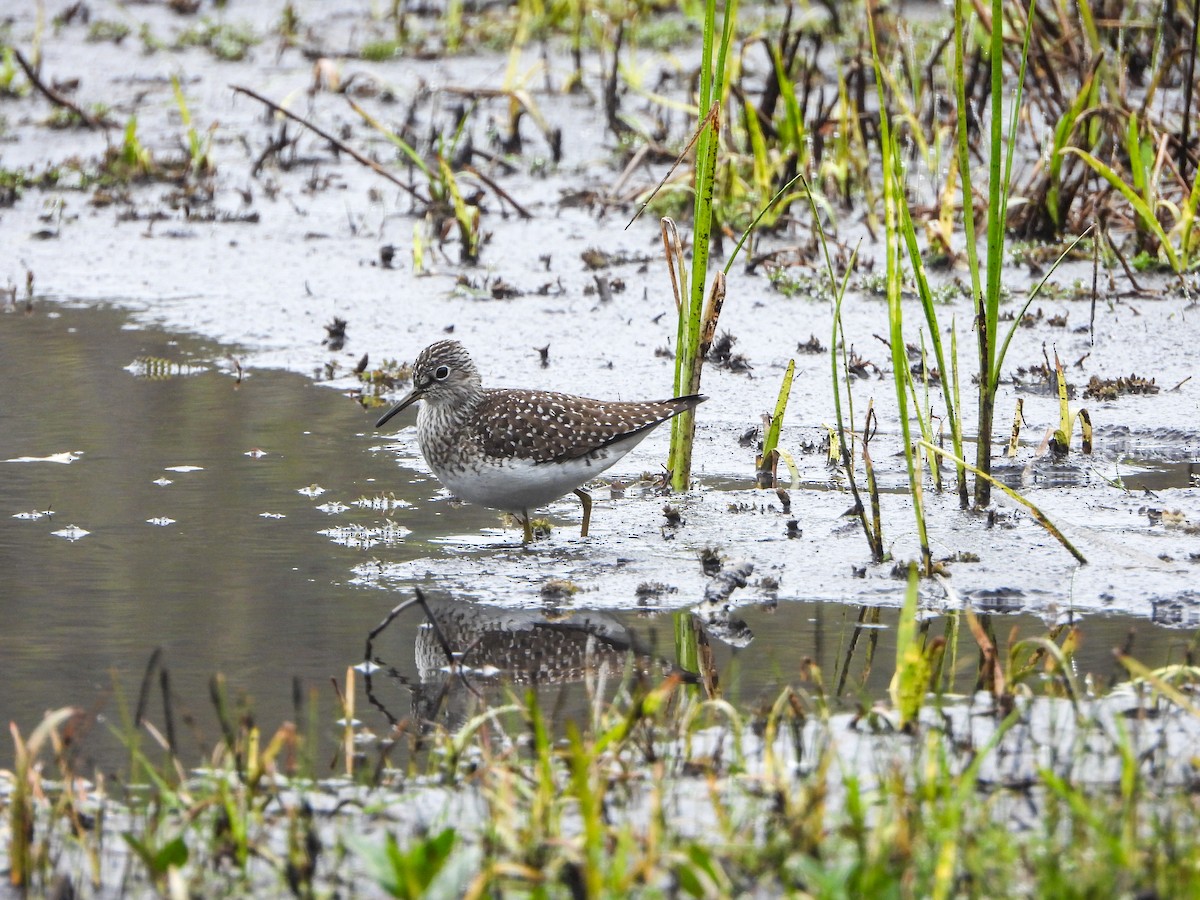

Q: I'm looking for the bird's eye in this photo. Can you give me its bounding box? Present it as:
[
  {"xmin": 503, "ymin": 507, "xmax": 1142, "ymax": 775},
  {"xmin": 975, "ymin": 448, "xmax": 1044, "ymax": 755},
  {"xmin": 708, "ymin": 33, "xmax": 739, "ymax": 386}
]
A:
[{"xmin": 434, "ymin": 365, "xmax": 450, "ymax": 380}]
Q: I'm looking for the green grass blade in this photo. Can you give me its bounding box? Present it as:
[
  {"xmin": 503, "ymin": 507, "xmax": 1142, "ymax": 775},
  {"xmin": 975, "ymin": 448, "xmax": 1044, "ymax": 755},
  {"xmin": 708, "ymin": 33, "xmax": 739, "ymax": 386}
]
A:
[
  {"xmin": 1047, "ymin": 65, "xmax": 1101, "ymax": 228},
  {"xmin": 758, "ymin": 359, "xmax": 795, "ymax": 487},
  {"xmin": 724, "ymin": 172, "xmax": 804, "ymax": 276},
  {"xmin": 868, "ymin": 5, "xmax": 931, "ymax": 572},
  {"xmin": 803, "ymin": 177, "xmax": 875, "ymax": 559},
  {"xmin": 669, "ymin": 0, "xmax": 737, "ymax": 490},
  {"xmin": 898, "ymin": 196, "xmax": 966, "ymax": 502}
]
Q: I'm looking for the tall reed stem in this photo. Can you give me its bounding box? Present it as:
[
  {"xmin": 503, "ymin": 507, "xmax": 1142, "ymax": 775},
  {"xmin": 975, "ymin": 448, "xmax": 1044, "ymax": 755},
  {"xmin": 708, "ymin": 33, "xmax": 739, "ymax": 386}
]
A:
[{"xmin": 668, "ymin": 0, "xmax": 736, "ymax": 489}]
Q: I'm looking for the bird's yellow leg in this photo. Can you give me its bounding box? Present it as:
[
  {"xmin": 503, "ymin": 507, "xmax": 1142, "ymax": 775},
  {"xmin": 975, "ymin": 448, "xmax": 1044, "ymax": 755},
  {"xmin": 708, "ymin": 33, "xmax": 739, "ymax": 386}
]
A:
[{"xmin": 573, "ymin": 488, "xmax": 592, "ymax": 537}]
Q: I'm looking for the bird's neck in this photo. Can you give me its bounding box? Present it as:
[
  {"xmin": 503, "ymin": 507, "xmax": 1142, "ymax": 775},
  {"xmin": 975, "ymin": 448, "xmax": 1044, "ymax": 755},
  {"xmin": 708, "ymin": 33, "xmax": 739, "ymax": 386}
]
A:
[{"xmin": 416, "ymin": 387, "xmax": 485, "ymax": 456}]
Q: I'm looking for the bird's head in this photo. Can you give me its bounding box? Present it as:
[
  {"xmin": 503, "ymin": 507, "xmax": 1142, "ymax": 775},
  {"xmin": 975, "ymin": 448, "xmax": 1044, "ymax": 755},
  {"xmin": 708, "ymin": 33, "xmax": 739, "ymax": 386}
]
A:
[{"xmin": 376, "ymin": 340, "xmax": 482, "ymax": 428}]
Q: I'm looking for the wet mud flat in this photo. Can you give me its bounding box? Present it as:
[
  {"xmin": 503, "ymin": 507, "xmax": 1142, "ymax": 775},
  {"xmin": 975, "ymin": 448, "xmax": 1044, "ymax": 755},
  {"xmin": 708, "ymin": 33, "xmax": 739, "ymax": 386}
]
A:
[{"xmin": 3, "ymin": 0, "xmax": 1200, "ymax": 894}]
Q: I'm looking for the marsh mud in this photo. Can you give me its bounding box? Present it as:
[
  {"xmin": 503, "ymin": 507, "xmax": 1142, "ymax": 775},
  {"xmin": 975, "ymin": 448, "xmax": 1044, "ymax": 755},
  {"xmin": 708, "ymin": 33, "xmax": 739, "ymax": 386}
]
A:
[{"xmin": 2, "ymin": 0, "xmax": 1199, "ymax": 763}]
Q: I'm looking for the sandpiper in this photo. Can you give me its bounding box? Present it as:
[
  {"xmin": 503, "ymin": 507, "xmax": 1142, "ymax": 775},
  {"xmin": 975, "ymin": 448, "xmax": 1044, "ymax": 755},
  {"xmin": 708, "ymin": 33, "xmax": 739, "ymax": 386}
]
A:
[{"xmin": 376, "ymin": 340, "xmax": 705, "ymax": 542}]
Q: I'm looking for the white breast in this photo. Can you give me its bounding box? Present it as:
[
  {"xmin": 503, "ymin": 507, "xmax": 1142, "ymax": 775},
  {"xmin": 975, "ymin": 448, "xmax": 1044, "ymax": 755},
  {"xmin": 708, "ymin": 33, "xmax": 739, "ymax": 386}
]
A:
[{"xmin": 431, "ymin": 431, "xmax": 654, "ymax": 514}]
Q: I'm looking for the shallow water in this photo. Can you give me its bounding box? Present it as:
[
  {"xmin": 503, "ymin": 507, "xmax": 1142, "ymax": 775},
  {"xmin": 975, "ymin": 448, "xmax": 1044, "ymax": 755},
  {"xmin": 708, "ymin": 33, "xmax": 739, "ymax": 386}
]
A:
[{"xmin": 1, "ymin": 301, "xmax": 1197, "ymax": 771}]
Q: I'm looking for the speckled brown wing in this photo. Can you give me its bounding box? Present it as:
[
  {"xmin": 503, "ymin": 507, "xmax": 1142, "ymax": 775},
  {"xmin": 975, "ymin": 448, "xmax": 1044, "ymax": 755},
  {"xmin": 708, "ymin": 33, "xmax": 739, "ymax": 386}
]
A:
[{"xmin": 474, "ymin": 389, "xmax": 705, "ymax": 463}]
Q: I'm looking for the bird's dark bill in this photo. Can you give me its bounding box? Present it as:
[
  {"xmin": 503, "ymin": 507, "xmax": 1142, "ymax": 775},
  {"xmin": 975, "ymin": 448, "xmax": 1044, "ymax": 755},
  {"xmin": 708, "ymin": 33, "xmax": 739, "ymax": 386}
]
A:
[{"xmin": 375, "ymin": 390, "xmax": 421, "ymax": 428}]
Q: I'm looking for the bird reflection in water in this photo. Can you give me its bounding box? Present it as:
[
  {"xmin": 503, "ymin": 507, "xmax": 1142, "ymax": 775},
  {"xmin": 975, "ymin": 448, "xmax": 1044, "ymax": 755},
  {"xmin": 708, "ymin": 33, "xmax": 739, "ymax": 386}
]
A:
[{"xmin": 362, "ymin": 589, "xmax": 723, "ymax": 734}]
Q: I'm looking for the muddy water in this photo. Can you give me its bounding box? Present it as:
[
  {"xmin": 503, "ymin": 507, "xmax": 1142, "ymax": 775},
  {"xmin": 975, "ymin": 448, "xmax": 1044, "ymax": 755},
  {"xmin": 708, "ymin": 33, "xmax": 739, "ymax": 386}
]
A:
[
  {"xmin": 0, "ymin": 301, "xmax": 411, "ymax": 762},
  {"xmin": 1, "ymin": 301, "xmax": 1196, "ymax": 770}
]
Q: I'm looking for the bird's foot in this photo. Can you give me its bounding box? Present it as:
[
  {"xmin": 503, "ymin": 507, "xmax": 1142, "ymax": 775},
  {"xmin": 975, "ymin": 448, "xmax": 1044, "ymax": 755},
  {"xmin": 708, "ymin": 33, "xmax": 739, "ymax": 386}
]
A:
[{"xmin": 511, "ymin": 512, "xmax": 555, "ymax": 545}]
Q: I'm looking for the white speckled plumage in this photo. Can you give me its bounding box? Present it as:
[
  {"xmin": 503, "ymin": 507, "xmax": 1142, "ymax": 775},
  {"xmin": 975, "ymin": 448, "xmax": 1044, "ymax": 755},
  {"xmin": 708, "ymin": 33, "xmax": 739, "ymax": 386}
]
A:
[{"xmin": 376, "ymin": 340, "xmax": 705, "ymax": 538}]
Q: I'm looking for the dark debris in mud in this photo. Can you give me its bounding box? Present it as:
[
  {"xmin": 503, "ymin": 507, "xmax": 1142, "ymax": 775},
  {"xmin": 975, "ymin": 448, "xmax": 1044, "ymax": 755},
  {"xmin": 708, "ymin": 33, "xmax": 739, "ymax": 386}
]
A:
[
  {"xmin": 797, "ymin": 334, "xmax": 825, "ymax": 354},
  {"xmin": 584, "ymin": 273, "xmax": 626, "ymax": 301},
  {"xmin": 1142, "ymin": 507, "xmax": 1199, "ymax": 533},
  {"xmin": 910, "ymin": 359, "xmax": 941, "ymax": 384},
  {"xmin": 1012, "ymin": 360, "xmax": 1074, "ymax": 397},
  {"xmin": 540, "ymin": 577, "xmax": 580, "ymax": 601},
  {"xmin": 737, "ymin": 426, "xmax": 760, "ymax": 448},
  {"xmin": 707, "ymin": 331, "xmax": 752, "ymax": 373},
  {"xmin": 698, "ymin": 547, "xmax": 723, "ymax": 577},
  {"xmin": 635, "ymin": 581, "xmax": 678, "ymax": 603},
  {"xmin": 1084, "ymin": 373, "xmax": 1161, "ymax": 401},
  {"xmin": 580, "ymin": 247, "xmax": 653, "ymax": 270},
  {"xmin": 1010, "ymin": 307, "xmax": 1069, "ymax": 329},
  {"xmin": 323, "ymin": 317, "xmax": 348, "ymax": 350},
  {"xmin": 489, "ymin": 278, "xmax": 523, "ymax": 299},
  {"xmin": 845, "ymin": 345, "xmax": 881, "ymax": 379}
]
